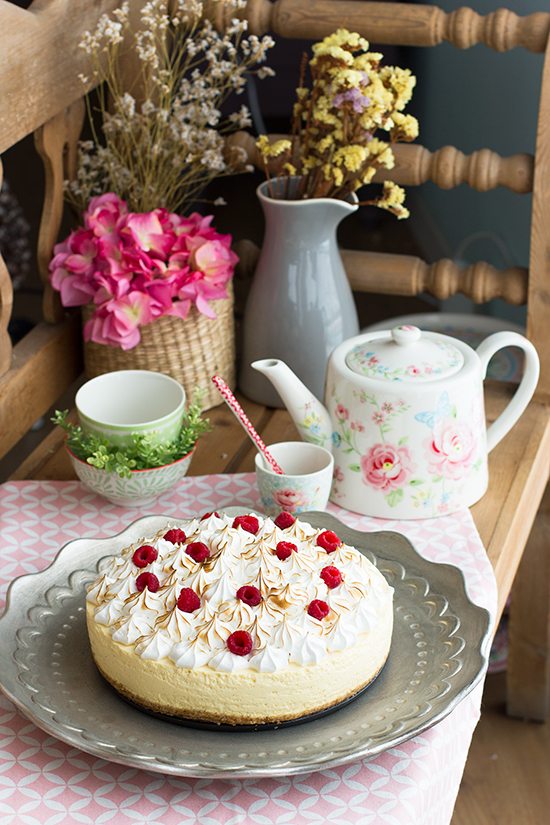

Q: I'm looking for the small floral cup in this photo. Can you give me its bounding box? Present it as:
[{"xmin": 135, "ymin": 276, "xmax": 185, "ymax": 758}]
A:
[{"xmin": 255, "ymin": 441, "xmax": 334, "ymax": 517}]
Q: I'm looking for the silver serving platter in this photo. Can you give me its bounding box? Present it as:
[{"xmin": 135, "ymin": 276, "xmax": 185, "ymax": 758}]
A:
[{"xmin": 0, "ymin": 509, "xmax": 491, "ymax": 778}]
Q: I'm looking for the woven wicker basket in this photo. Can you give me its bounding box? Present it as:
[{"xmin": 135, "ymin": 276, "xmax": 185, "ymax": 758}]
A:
[{"xmin": 82, "ymin": 292, "xmax": 235, "ymax": 411}]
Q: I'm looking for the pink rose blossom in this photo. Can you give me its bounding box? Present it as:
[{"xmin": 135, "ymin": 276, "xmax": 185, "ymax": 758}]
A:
[
  {"xmin": 85, "ymin": 193, "xmax": 127, "ymax": 238},
  {"xmin": 361, "ymin": 443, "xmax": 414, "ymax": 492},
  {"xmin": 426, "ymin": 419, "xmax": 477, "ymax": 480},
  {"xmin": 273, "ymin": 488, "xmax": 307, "ymax": 510},
  {"xmin": 335, "ymin": 404, "xmax": 348, "ymax": 420},
  {"xmin": 49, "ymin": 193, "xmax": 238, "ymax": 349},
  {"xmin": 49, "ymin": 265, "xmax": 96, "ymax": 306},
  {"xmin": 84, "ymin": 292, "xmax": 154, "ymax": 350}
]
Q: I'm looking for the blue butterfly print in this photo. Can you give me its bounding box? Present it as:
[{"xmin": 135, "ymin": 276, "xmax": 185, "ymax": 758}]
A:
[{"xmin": 415, "ymin": 392, "xmax": 452, "ymax": 429}]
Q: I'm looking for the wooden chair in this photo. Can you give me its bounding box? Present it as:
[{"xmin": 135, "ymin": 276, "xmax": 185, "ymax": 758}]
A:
[{"xmin": 0, "ymin": 0, "xmax": 549, "ymax": 728}]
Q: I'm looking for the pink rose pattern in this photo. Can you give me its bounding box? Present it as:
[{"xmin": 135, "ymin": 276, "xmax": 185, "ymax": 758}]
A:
[
  {"xmin": 330, "ymin": 390, "xmax": 481, "ymax": 512},
  {"xmin": 425, "ymin": 419, "xmax": 477, "ymax": 480},
  {"xmin": 360, "ymin": 443, "xmax": 414, "ymax": 491},
  {"xmin": 49, "ymin": 193, "xmax": 238, "ymax": 350},
  {"xmin": 273, "ymin": 488, "xmax": 307, "ymax": 510}
]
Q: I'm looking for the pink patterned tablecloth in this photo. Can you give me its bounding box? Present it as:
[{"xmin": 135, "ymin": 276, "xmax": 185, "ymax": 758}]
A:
[{"xmin": 0, "ymin": 475, "xmax": 497, "ymax": 825}]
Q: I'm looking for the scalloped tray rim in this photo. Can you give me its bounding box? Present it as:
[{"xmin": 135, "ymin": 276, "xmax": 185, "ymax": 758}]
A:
[{"xmin": 0, "ymin": 509, "xmax": 493, "ymax": 778}]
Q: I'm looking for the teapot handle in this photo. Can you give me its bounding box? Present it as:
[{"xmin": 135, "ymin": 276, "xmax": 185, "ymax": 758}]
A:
[{"xmin": 476, "ymin": 331, "xmax": 540, "ymax": 453}]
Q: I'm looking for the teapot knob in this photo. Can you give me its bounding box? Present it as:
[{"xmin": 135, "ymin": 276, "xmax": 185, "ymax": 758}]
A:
[{"xmin": 391, "ymin": 324, "xmax": 421, "ymax": 346}]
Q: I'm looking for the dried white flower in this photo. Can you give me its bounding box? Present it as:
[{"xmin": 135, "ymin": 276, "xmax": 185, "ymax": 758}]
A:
[{"xmin": 68, "ymin": 0, "xmax": 275, "ymax": 213}]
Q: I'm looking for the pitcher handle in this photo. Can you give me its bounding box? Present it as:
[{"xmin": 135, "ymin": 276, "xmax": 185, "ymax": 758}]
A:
[{"xmin": 476, "ymin": 331, "xmax": 540, "ymax": 453}]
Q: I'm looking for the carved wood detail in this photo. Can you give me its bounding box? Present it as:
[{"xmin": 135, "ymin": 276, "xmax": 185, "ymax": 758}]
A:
[
  {"xmin": 0, "ymin": 156, "xmax": 13, "ymax": 376},
  {"xmin": 34, "ymin": 99, "xmax": 85, "ymax": 324},
  {"xmin": 230, "ymin": 236, "xmax": 527, "ymax": 305},
  {"xmin": 376, "ymin": 144, "xmax": 533, "ymax": 193},
  {"xmin": 342, "ymin": 250, "xmax": 527, "ymax": 305},
  {"xmin": 227, "ymin": 131, "xmax": 534, "ymax": 194},
  {"xmin": 241, "ymin": 1, "xmax": 550, "ymax": 53}
]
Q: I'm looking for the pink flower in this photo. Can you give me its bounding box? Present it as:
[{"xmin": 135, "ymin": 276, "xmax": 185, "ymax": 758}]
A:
[
  {"xmin": 61, "ymin": 229, "xmax": 98, "ymax": 277},
  {"xmin": 334, "ymin": 466, "xmax": 345, "ymax": 482},
  {"xmin": 85, "ymin": 193, "xmax": 127, "ymax": 238},
  {"xmin": 120, "ymin": 212, "xmax": 174, "ymax": 258},
  {"xmin": 407, "ymin": 365, "xmax": 421, "ymax": 376},
  {"xmin": 49, "ymin": 264, "xmax": 96, "ymax": 306},
  {"xmin": 372, "ymin": 411, "xmax": 385, "ymax": 424},
  {"xmin": 84, "ymin": 292, "xmax": 154, "ymax": 350},
  {"xmin": 189, "ymin": 238, "xmax": 238, "ymax": 290},
  {"xmin": 49, "ymin": 194, "xmax": 238, "ymax": 349},
  {"xmin": 335, "ymin": 404, "xmax": 349, "ymax": 420},
  {"xmin": 426, "ymin": 419, "xmax": 477, "ymax": 480},
  {"xmin": 360, "ymin": 443, "xmax": 414, "ymax": 492},
  {"xmin": 273, "ymin": 488, "xmax": 307, "ymax": 510}
]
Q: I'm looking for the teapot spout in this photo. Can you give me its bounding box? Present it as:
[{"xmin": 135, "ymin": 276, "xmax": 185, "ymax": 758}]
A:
[{"xmin": 251, "ymin": 359, "xmax": 333, "ymax": 449}]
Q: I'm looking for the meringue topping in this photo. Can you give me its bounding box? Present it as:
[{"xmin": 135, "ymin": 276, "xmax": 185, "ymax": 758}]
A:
[{"xmin": 87, "ymin": 512, "xmax": 393, "ymax": 673}]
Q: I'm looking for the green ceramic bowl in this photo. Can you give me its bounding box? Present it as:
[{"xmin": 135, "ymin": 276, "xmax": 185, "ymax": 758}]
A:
[
  {"xmin": 75, "ymin": 370, "xmax": 186, "ymax": 448},
  {"xmin": 67, "ymin": 446, "xmax": 193, "ymax": 507}
]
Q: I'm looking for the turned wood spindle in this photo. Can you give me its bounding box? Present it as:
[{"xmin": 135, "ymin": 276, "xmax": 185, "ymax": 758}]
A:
[
  {"xmin": 227, "ymin": 132, "xmax": 534, "ymax": 194},
  {"xmin": 342, "ymin": 249, "xmax": 528, "ymax": 305},
  {"xmin": 377, "ymin": 144, "xmax": 533, "ymax": 194},
  {"xmin": 240, "ymin": 0, "xmax": 550, "ymax": 53}
]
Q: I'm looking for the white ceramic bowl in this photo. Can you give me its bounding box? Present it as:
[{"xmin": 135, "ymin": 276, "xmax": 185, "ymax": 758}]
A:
[
  {"xmin": 67, "ymin": 446, "xmax": 193, "ymax": 507},
  {"xmin": 75, "ymin": 370, "xmax": 186, "ymax": 447}
]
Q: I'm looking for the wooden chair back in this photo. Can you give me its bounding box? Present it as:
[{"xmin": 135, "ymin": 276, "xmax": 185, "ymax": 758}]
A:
[{"xmin": 1, "ymin": 0, "xmax": 549, "ymax": 467}]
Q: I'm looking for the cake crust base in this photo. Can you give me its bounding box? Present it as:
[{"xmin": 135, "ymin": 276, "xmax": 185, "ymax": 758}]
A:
[{"xmin": 93, "ymin": 656, "xmax": 387, "ymax": 727}]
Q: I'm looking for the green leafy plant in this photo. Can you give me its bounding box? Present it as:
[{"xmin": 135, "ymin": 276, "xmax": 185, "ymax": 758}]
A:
[{"xmin": 52, "ymin": 396, "xmax": 209, "ymax": 478}]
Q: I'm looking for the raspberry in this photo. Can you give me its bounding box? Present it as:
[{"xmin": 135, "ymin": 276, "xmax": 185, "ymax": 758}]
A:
[
  {"xmin": 232, "ymin": 515, "xmax": 260, "ymax": 535},
  {"xmin": 236, "ymin": 585, "xmax": 262, "ymax": 607},
  {"xmin": 164, "ymin": 528, "xmax": 186, "ymax": 544},
  {"xmin": 320, "ymin": 565, "xmax": 343, "ymax": 589},
  {"xmin": 136, "ymin": 572, "xmax": 160, "ymax": 593},
  {"xmin": 186, "ymin": 541, "xmax": 210, "ymax": 563},
  {"xmin": 275, "ymin": 540, "xmax": 297, "ymax": 561},
  {"xmin": 227, "ymin": 630, "xmax": 253, "ymax": 656},
  {"xmin": 307, "ymin": 599, "xmax": 330, "ymax": 620},
  {"xmin": 177, "ymin": 587, "xmax": 201, "ymax": 613},
  {"xmin": 316, "ymin": 530, "xmax": 342, "ymax": 553},
  {"xmin": 201, "ymin": 511, "xmax": 220, "ymax": 520},
  {"xmin": 274, "ymin": 511, "xmax": 296, "ymax": 529},
  {"xmin": 132, "ymin": 545, "xmax": 158, "ymax": 568}
]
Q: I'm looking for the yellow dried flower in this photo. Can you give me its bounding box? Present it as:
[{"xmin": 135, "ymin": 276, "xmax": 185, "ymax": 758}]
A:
[
  {"xmin": 391, "ymin": 112, "xmax": 419, "ymax": 141},
  {"xmin": 312, "ymin": 43, "xmax": 354, "ymax": 65},
  {"xmin": 377, "ymin": 181, "xmax": 409, "ymax": 219},
  {"xmin": 256, "ymin": 136, "xmax": 292, "ymax": 159},
  {"xmin": 323, "ymin": 163, "xmax": 344, "ymax": 186},
  {"xmin": 333, "ymin": 145, "xmax": 368, "ymax": 173},
  {"xmin": 257, "ymin": 28, "xmax": 417, "ymax": 216},
  {"xmin": 316, "ymin": 135, "xmax": 334, "ymax": 154},
  {"xmin": 316, "ymin": 28, "xmax": 370, "ymax": 52}
]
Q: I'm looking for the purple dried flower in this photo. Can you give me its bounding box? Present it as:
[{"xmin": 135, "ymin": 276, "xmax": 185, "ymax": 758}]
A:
[{"xmin": 332, "ymin": 87, "xmax": 371, "ymax": 113}]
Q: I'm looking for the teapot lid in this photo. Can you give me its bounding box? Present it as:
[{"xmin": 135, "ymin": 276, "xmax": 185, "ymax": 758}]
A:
[{"xmin": 345, "ymin": 325, "xmax": 464, "ymax": 382}]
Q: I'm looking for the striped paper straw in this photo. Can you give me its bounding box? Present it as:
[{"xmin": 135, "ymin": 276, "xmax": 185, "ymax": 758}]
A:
[{"xmin": 211, "ymin": 375, "xmax": 284, "ymax": 475}]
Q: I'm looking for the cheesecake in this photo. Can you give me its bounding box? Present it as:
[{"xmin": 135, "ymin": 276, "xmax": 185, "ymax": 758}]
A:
[{"xmin": 86, "ymin": 511, "xmax": 393, "ymax": 725}]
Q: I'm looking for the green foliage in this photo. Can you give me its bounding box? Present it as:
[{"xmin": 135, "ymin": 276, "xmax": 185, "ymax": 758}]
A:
[{"xmin": 52, "ymin": 396, "xmax": 209, "ymax": 479}]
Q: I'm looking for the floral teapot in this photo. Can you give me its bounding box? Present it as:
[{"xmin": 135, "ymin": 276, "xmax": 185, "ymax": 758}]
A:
[{"xmin": 252, "ymin": 325, "xmax": 540, "ymax": 519}]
